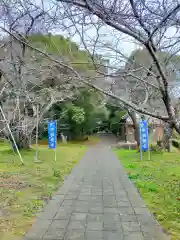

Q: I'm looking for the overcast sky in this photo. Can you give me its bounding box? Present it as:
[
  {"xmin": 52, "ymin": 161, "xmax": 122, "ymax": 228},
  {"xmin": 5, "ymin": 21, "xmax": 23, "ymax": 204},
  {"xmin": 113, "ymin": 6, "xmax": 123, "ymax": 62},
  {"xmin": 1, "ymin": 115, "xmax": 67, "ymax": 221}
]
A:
[
  {"xmin": 53, "ymin": 23, "xmax": 139, "ymax": 68},
  {"xmin": 1, "ymin": 0, "xmax": 179, "ymax": 69}
]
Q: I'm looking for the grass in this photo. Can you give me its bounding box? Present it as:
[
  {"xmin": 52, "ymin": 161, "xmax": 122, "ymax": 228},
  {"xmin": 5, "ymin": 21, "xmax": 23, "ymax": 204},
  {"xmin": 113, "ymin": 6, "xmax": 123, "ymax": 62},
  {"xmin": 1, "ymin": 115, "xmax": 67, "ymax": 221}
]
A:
[
  {"xmin": 0, "ymin": 141, "xmax": 87, "ymax": 240},
  {"xmin": 38, "ymin": 135, "xmax": 101, "ymax": 146},
  {"xmin": 114, "ymin": 149, "xmax": 180, "ymax": 240}
]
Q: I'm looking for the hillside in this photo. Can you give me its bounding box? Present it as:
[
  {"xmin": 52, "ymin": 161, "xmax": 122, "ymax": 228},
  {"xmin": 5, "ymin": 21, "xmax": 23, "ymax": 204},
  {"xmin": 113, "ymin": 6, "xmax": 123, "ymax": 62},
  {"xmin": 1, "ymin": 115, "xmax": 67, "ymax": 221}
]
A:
[{"xmin": 28, "ymin": 34, "xmax": 102, "ymax": 75}]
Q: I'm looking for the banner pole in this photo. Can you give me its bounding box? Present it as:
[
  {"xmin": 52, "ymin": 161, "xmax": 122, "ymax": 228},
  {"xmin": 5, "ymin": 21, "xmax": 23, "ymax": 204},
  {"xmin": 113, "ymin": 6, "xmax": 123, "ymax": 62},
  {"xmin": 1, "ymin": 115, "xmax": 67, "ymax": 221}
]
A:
[
  {"xmin": 54, "ymin": 147, "xmax": 57, "ymax": 162},
  {"xmin": 54, "ymin": 120, "xmax": 57, "ymax": 162},
  {"xmin": 139, "ymin": 123, "xmax": 142, "ymax": 161}
]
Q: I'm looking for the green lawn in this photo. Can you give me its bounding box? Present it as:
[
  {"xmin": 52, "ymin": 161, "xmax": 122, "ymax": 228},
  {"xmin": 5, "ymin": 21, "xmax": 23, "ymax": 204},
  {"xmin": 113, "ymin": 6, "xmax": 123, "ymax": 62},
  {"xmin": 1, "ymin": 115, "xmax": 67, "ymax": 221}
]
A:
[
  {"xmin": 0, "ymin": 142, "xmax": 86, "ymax": 240},
  {"xmin": 114, "ymin": 149, "xmax": 180, "ymax": 240}
]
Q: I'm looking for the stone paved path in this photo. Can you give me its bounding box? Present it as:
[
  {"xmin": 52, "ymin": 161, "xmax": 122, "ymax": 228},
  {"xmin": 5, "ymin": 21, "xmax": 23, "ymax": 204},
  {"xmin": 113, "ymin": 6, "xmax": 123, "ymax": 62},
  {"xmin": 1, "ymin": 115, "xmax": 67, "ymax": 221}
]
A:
[{"xmin": 25, "ymin": 141, "xmax": 169, "ymax": 240}]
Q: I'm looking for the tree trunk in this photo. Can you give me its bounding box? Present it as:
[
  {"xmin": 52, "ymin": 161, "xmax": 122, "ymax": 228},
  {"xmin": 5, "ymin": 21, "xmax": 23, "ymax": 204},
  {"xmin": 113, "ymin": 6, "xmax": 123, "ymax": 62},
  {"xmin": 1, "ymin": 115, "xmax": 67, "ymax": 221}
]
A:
[
  {"xmin": 128, "ymin": 110, "xmax": 140, "ymax": 146},
  {"xmin": 124, "ymin": 123, "xmax": 127, "ymax": 142},
  {"xmin": 162, "ymin": 123, "xmax": 173, "ymax": 152},
  {"xmin": 9, "ymin": 130, "xmax": 31, "ymax": 150}
]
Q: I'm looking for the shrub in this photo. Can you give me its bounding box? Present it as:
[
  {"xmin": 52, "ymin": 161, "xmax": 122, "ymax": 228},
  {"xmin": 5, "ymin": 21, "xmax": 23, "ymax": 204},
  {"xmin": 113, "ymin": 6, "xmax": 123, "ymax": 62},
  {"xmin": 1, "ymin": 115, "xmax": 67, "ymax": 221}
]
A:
[
  {"xmin": 52, "ymin": 168, "xmax": 61, "ymax": 178},
  {"xmin": 172, "ymin": 139, "xmax": 180, "ymax": 149},
  {"xmin": 128, "ymin": 173, "xmax": 139, "ymax": 180},
  {"xmin": 150, "ymin": 144, "xmax": 163, "ymax": 154},
  {"xmin": 126, "ymin": 163, "xmax": 136, "ymax": 169}
]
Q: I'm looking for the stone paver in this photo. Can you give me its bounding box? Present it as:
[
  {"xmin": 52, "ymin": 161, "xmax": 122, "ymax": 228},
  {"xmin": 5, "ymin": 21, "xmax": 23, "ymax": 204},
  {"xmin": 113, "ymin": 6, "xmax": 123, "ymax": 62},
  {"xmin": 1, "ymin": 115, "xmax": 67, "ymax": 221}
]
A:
[{"xmin": 24, "ymin": 140, "xmax": 169, "ymax": 240}]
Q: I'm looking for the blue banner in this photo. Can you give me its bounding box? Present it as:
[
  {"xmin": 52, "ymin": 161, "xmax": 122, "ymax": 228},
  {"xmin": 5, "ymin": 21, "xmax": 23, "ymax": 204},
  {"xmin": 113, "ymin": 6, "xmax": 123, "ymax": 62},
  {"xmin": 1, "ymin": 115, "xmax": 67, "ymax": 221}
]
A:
[
  {"xmin": 48, "ymin": 121, "xmax": 57, "ymax": 149},
  {"xmin": 139, "ymin": 120, "xmax": 148, "ymax": 152}
]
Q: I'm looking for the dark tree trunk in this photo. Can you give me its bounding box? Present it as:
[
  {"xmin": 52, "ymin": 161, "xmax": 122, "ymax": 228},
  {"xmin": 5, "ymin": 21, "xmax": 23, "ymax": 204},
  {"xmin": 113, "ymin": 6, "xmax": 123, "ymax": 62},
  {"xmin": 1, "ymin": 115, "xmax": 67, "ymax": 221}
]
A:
[
  {"xmin": 124, "ymin": 124, "xmax": 127, "ymax": 142},
  {"xmin": 162, "ymin": 123, "xmax": 173, "ymax": 152},
  {"xmin": 8, "ymin": 130, "xmax": 31, "ymax": 151},
  {"xmin": 128, "ymin": 110, "xmax": 140, "ymax": 146}
]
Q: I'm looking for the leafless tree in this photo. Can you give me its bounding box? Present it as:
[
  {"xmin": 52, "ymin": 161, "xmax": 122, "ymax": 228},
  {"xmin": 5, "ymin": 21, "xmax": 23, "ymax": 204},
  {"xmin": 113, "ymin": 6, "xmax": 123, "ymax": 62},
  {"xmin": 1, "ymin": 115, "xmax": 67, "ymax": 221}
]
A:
[
  {"xmin": 52, "ymin": 0, "xmax": 180, "ymax": 141},
  {"xmin": 0, "ymin": 0, "xmax": 79, "ymax": 149},
  {"xmin": 1, "ymin": 0, "xmax": 180, "ymax": 150},
  {"xmin": 0, "ymin": 36, "xmax": 78, "ymax": 149}
]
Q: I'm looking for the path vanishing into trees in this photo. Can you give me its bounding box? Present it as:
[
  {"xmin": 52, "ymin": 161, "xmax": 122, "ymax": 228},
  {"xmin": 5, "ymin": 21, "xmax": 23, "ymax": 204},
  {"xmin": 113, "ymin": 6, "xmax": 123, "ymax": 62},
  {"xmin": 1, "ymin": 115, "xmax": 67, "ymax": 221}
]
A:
[{"xmin": 24, "ymin": 136, "xmax": 169, "ymax": 240}]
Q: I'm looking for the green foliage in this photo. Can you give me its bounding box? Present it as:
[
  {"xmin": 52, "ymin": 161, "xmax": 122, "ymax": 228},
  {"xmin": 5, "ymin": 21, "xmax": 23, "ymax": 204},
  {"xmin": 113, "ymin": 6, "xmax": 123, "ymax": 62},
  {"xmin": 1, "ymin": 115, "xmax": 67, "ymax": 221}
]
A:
[
  {"xmin": 135, "ymin": 180, "xmax": 158, "ymax": 192},
  {"xmin": 52, "ymin": 168, "xmax": 62, "ymax": 178},
  {"xmin": 50, "ymin": 89, "xmax": 109, "ymax": 139},
  {"xmin": 63, "ymin": 103, "xmax": 85, "ymax": 138},
  {"xmin": 128, "ymin": 48, "xmax": 180, "ymax": 69},
  {"xmin": 172, "ymin": 139, "xmax": 180, "ymax": 149},
  {"xmin": 28, "ymin": 34, "xmax": 110, "ymax": 140},
  {"xmin": 150, "ymin": 144, "xmax": 163, "ymax": 154},
  {"xmin": 29, "ymin": 34, "xmax": 96, "ymax": 72},
  {"xmin": 69, "ymin": 105, "xmax": 85, "ymax": 124},
  {"xmin": 128, "ymin": 172, "xmax": 139, "ymax": 180},
  {"xmin": 38, "ymin": 121, "xmax": 48, "ymax": 140},
  {"xmin": 24, "ymin": 199, "xmax": 43, "ymax": 217},
  {"xmin": 172, "ymin": 129, "xmax": 180, "ymax": 140},
  {"xmin": 27, "ymin": 34, "xmax": 112, "ymax": 140},
  {"xmin": 106, "ymin": 104, "xmax": 126, "ymax": 134},
  {"xmin": 0, "ymin": 142, "xmax": 86, "ymax": 239},
  {"xmin": 73, "ymin": 89, "xmax": 109, "ymax": 133},
  {"xmin": 126, "ymin": 163, "xmax": 136, "ymax": 169}
]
